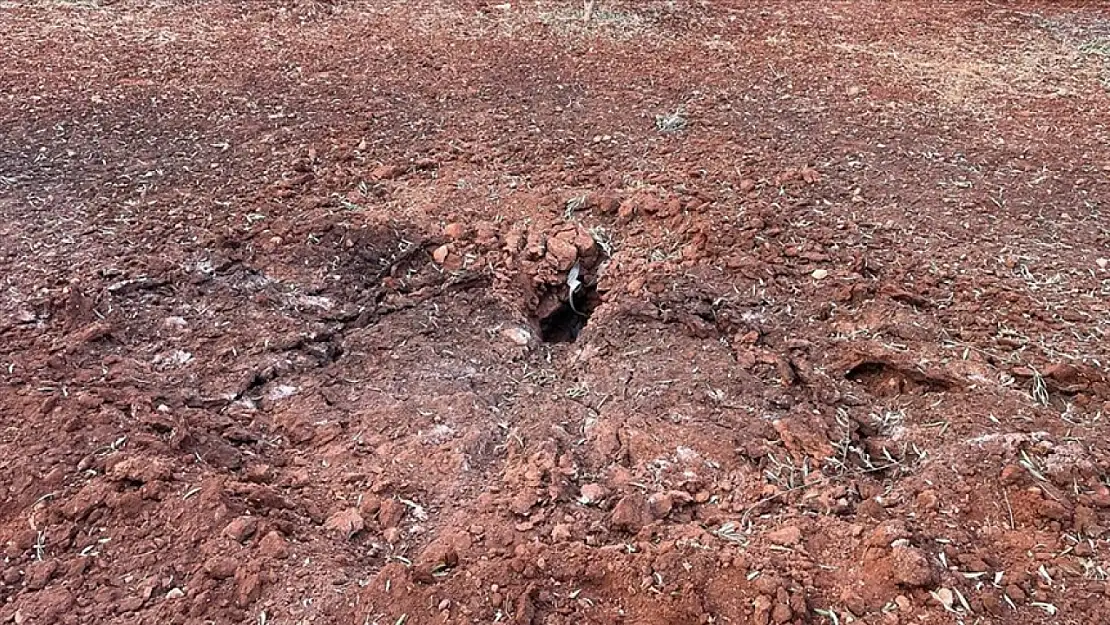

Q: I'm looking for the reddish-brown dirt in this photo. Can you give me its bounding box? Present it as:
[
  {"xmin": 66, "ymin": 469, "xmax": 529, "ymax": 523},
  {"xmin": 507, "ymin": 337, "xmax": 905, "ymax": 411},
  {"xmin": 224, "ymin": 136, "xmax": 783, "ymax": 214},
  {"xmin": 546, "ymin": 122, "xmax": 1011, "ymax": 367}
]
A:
[{"xmin": 3, "ymin": 1, "xmax": 1110, "ymax": 624}]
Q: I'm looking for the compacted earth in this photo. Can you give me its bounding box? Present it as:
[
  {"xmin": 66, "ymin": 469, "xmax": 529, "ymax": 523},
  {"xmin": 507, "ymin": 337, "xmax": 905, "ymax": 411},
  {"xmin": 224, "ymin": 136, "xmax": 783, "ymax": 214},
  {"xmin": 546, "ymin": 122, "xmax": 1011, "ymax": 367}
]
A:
[{"xmin": 2, "ymin": 1, "xmax": 1110, "ymax": 623}]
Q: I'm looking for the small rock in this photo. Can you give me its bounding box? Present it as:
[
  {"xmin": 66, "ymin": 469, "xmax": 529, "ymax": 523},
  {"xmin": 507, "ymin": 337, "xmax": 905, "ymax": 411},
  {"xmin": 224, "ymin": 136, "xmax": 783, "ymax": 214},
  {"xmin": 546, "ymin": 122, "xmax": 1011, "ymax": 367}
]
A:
[
  {"xmin": 359, "ymin": 493, "xmax": 383, "ymax": 518},
  {"xmin": 999, "ymin": 464, "xmax": 1024, "ymax": 485},
  {"xmin": 25, "ymin": 559, "xmax": 59, "ymax": 591},
  {"xmin": 609, "ymin": 495, "xmax": 648, "ymax": 532},
  {"xmin": 258, "ymin": 531, "xmax": 289, "ymax": 560},
  {"xmin": 578, "ymin": 483, "xmax": 608, "ymax": 505},
  {"xmin": 223, "ymin": 516, "xmax": 258, "ymax": 543},
  {"xmin": 370, "ymin": 164, "xmax": 406, "ymax": 180},
  {"xmin": 444, "ymin": 223, "xmax": 467, "ymax": 240},
  {"xmin": 118, "ymin": 595, "xmax": 145, "ymax": 613},
  {"xmin": 766, "ymin": 525, "xmax": 803, "ymax": 546},
  {"xmin": 933, "ymin": 587, "xmax": 955, "ymax": 610},
  {"xmin": 324, "ymin": 508, "xmax": 365, "ymax": 537},
  {"xmin": 648, "ymin": 492, "xmax": 673, "ymax": 519},
  {"xmin": 203, "ymin": 556, "xmax": 238, "ymax": 580},
  {"xmin": 772, "ymin": 602, "xmax": 793, "ymax": 624},
  {"xmin": 891, "ymin": 546, "xmax": 936, "ymax": 587},
  {"xmin": 500, "ymin": 327, "xmax": 532, "ymax": 346},
  {"xmin": 739, "ymin": 179, "xmax": 757, "ymax": 193},
  {"xmin": 811, "ymin": 269, "xmax": 829, "ymax": 280},
  {"xmin": 235, "ymin": 568, "xmax": 262, "ymax": 607},
  {"xmin": 510, "ymin": 492, "xmax": 537, "ymax": 516},
  {"xmin": 432, "ymin": 244, "xmax": 451, "ymax": 265},
  {"xmin": 244, "ymin": 464, "xmax": 273, "ymax": 484},
  {"xmin": 551, "ymin": 524, "xmax": 573, "ymax": 542},
  {"xmin": 545, "ymin": 236, "xmax": 578, "ymax": 271},
  {"xmin": 163, "ymin": 316, "xmax": 188, "ymax": 330},
  {"xmin": 378, "ymin": 499, "xmax": 406, "ymax": 529},
  {"xmin": 165, "ymin": 588, "xmax": 185, "ymax": 600},
  {"xmin": 1005, "ymin": 584, "xmax": 1026, "ymax": 603},
  {"xmin": 108, "ymin": 456, "xmax": 171, "ymax": 483}
]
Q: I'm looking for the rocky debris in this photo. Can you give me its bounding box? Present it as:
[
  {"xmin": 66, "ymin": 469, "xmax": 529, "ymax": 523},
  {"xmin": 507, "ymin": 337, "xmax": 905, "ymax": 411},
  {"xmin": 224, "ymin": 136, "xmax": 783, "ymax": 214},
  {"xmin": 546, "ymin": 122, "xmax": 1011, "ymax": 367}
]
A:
[
  {"xmin": 258, "ymin": 531, "xmax": 290, "ymax": 560},
  {"xmin": 500, "ymin": 326, "xmax": 532, "ymax": 346},
  {"xmin": 609, "ymin": 495, "xmax": 649, "ymax": 532},
  {"xmin": 578, "ymin": 483, "xmax": 609, "ymax": 506},
  {"xmin": 324, "ymin": 508, "xmax": 365, "ymax": 537},
  {"xmin": 223, "ymin": 516, "xmax": 259, "ymax": 543},
  {"xmin": 108, "ymin": 456, "xmax": 172, "ymax": 483},
  {"xmin": 647, "ymin": 492, "xmax": 673, "ymax": 519},
  {"xmin": 509, "ymin": 492, "xmax": 538, "ymax": 516},
  {"xmin": 765, "ymin": 525, "xmax": 803, "ymax": 547},
  {"xmin": 203, "ymin": 556, "xmax": 239, "ymax": 580},
  {"xmin": 890, "ymin": 546, "xmax": 936, "ymax": 588},
  {"xmin": 24, "ymin": 560, "xmax": 59, "ymax": 591},
  {"xmin": 378, "ymin": 499, "xmax": 407, "ymax": 529}
]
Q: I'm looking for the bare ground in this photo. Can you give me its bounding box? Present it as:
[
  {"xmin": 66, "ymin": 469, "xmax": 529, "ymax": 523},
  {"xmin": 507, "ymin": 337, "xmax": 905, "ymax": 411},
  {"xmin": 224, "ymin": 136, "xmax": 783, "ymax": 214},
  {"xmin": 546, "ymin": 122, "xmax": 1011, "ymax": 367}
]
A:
[{"xmin": 2, "ymin": 1, "xmax": 1110, "ymax": 624}]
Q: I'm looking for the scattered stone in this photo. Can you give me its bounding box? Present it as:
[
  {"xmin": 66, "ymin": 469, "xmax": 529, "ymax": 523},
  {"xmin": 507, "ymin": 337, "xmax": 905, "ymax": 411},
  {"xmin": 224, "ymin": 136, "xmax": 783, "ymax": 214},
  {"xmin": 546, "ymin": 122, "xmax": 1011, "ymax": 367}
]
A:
[
  {"xmin": 578, "ymin": 483, "xmax": 608, "ymax": 505},
  {"xmin": 811, "ymin": 269, "xmax": 829, "ymax": 280},
  {"xmin": 551, "ymin": 524, "xmax": 573, "ymax": 542},
  {"xmin": 510, "ymin": 492, "xmax": 537, "ymax": 516},
  {"xmin": 866, "ymin": 520, "xmax": 909, "ymax": 547},
  {"xmin": 378, "ymin": 499, "xmax": 407, "ymax": 529},
  {"xmin": 933, "ymin": 587, "xmax": 955, "ymax": 610},
  {"xmin": 223, "ymin": 516, "xmax": 259, "ymax": 543},
  {"xmin": 25, "ymin": 559, "xmax": 59, "ymax": 591},
  {"xmin": 203, "ymin": 556, "xmax": 238, "ymax": 580},
  {"xmin": 108, "ymin": 456, "xmax": 172, "ymax": 483},
  {"xmin": 359, "ymin": 493, "xmax": 383, "ymax": 519},
  {"xmin": 772, "ymin": 602, "xmax": 793, "ymax": 624},
  {"xmin": 609, "ymin": 495, "xmax": 648, "ymax": 532},
  {"xmin": 648, "ymin": 492, "xmax": 673, "ymax": 519},
  {"xmin": 370, "ymin": 164, "xmax": 406, "ymax": 180},
  {"xmin": 766, "ymin": 525, "xmax": 803, "ymax": 547},
  {"xmin": 443, "ymin": 223, "xmax": 467, "ymax": 240},
  {"xmin": 545, "ymin": 236, "xmax": 578, "ymax": 271},
  {"xmin": 501, "ymin": 327, "xmax": 532, "ymax": 346},
  {"xmin": 739, "ymin": 179, "xmax": 757, "ymax": 193},
  {"xmin": 258, "ymin": 531, "xmax": 290, "ymax": 560},
  {"xmin": 165, "ymin": 588, "xmax": 186, "ymax": 600},
  {"xmin": 324, "ymin": 508, "xmax": 365, "ymax": 537},
  {"xmin": 117, "ymin": 594, "xmax": 145, "ymax": 613},
  {"xmin": 432, "ymin": 244, "xmax": 451, "ymax": 265},
  {"xmin": 891, "ymin": 546, "xmax": 936, "ymax": 587},
  {"xmin": 235, "ymin": 567, "xmax": 262, "ymax": 607}
]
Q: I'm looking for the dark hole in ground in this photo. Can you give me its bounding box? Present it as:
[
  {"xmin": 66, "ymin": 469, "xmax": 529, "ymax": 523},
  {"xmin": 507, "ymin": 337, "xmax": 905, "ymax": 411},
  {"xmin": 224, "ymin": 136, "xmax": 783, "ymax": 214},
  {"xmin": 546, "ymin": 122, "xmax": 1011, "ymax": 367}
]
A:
[{"xmin": 539, "ymin": 285, "xmax": 598, "ymax": 343}]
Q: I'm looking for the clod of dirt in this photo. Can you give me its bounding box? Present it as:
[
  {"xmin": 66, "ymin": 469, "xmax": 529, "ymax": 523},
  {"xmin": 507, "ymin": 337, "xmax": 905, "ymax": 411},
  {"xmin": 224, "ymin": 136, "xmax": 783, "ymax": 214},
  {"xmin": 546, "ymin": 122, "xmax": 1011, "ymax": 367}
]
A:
[
  {"xmin": 203, "ymin": 556, "xmax": 239, "ymax": 580},
  {"xmin": 578, "ymin": 483, "xmax": 609, "ymax": 505},
  {"xmin": 609, "ymin": 495, "xmax": 649, "ymax": 532},
  {"xmin": 766, "ymin": 525, "xmax": 803, "ymax": 547},
  {"xmin": 108, "ymin": 456, "xmax": 172, "ymax": 484},
  {"xmin": 509, "ymin": 492, "xmax": 538, "ymax": 516},
  {"xmin": 223, "ymin": 516, "xmax": 259, "ymax": 543},
  {"xmin": 647, "ymin": 492, "xmax": 673, "ymax": 519},
  {"xmin": 891, "ymin": 546, "xmax": 937, "ymax": 588},
  {"xmin": 500, "ymin": 326, "xmax": 532, "ymax": 346},
  {"xmin": 258, "ymin": 531, "xmax": 290, "ymax": 560},
  {"xmin": 25, "ymin": 560, "xmax": 59, "ymax": 591},
  {"xmin": 324, "ymin": 508, "xmax": 365, "ymax": 538},
  {"xmin": 378, "ymin": 499, "xmax": 407, "ymax": 529}
]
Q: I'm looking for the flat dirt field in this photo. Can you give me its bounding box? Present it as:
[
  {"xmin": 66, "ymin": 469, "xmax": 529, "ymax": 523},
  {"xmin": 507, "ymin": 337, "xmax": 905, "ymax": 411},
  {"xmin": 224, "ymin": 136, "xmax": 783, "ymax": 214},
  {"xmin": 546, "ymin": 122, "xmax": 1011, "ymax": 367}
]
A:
[{"xmin": 3, "ymin": 1, "xmax": 1110, "ymax": 623}]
